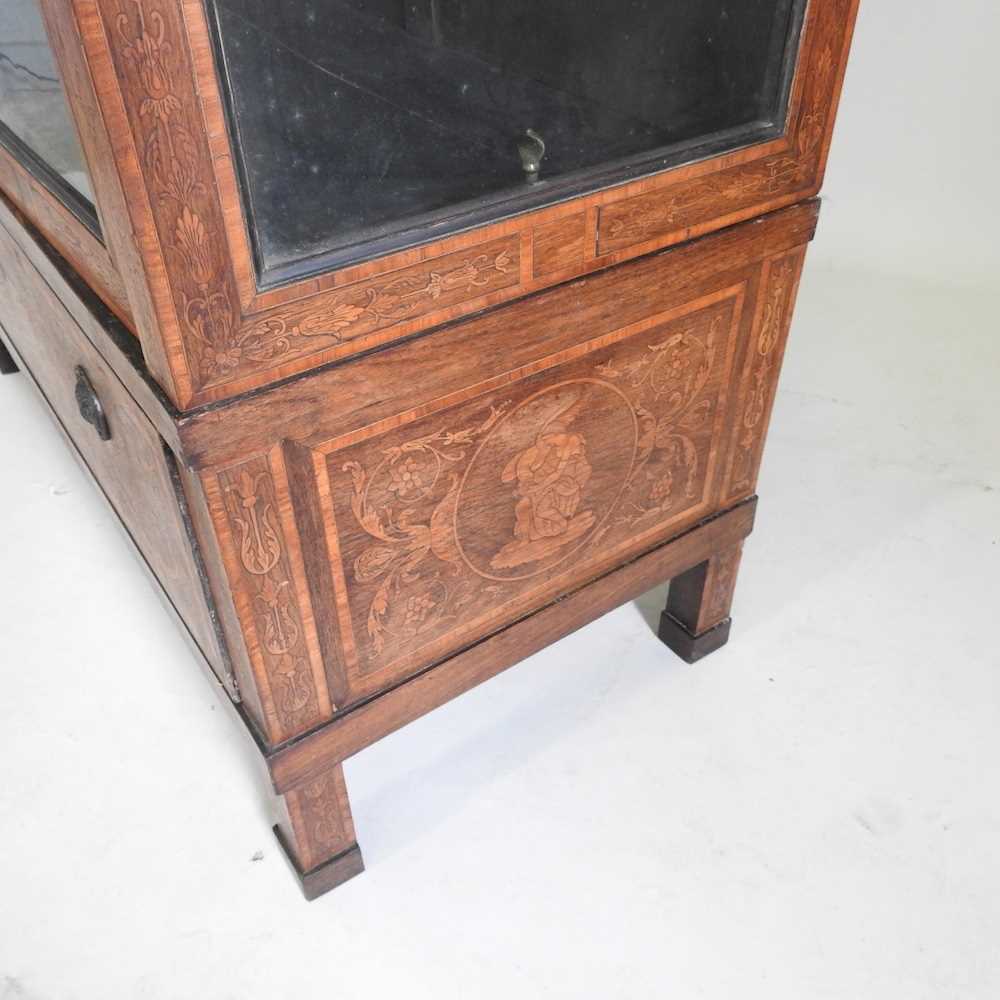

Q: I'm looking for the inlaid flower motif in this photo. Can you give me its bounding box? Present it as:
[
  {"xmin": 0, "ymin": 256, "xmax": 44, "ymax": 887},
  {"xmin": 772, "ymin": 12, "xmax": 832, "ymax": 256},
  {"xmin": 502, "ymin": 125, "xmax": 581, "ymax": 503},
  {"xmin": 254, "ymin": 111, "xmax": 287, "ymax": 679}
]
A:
[
  {"xmin": 388, "ymin": 456, "xmax": 425, "ymax": 498},
  {"xmin": 649, "ymin": 469, "xmax": 675, "ymax": 506},
  {"xmin": 225, "ymin": 467, "xmax": 281, "ymax": 576},
  {"xmin": 298, "ymin": 301, "xmax": 367, "ymax": 336},
  {"xmin": 117, "ymin": 5, "xmax": 180, "ymax": 122},
  {"xmin": 274, "ymin": 656, "xmax": 312, "ymax": 717},
  {"xmin": 174, "ymin": 207, "xmax": 215, "ymax": 287},
  {"xmin": 666, "ymin": 340, "xmax": 693, "ymax": 373},
  {"xmin": 405, "ymin": 593, "xmax": 437, "ymax": 628}
]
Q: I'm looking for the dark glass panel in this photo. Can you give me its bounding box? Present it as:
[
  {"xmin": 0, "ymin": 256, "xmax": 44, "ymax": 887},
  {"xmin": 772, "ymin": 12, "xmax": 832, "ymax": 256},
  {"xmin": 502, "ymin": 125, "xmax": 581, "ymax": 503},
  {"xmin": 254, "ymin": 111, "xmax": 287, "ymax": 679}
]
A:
[
  {"xmin": 208, "ymin": 0, "xmax": 804, "ymax": 280},
  {"xmin": 0, "ymin": 0, "xmax": 95, "ymax": 212}
]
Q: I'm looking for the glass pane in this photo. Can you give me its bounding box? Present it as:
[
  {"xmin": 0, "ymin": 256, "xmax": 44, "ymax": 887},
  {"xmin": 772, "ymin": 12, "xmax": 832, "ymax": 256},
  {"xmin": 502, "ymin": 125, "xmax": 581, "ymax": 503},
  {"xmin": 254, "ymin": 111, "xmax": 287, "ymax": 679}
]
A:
[
  {"xmin": 0, "ymin": 0, "xmax": 94, "ymax": 204},
  {"xmin": 209, "ymin": 0, "xmax": 805, "ymax": 280}
]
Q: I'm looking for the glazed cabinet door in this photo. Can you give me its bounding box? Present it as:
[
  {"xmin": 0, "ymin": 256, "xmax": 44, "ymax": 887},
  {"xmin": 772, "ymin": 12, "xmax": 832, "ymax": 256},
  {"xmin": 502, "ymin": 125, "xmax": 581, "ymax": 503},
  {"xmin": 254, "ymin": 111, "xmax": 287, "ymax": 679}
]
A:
[{"xmin": 49, "ymin": 0, "xmax": 856, "ymax": 408}]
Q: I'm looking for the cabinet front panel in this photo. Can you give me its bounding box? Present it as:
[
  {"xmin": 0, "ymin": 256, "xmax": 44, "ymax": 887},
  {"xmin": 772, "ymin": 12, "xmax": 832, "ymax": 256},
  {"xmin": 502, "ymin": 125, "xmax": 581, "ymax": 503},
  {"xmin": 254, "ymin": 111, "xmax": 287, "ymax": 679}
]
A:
[
  {"xmin": 318, "ymin": 291, "xmax": 742, "ymax": 696},
  {"xmin": 193, "ymin": 206, "xmax": 812, "ymax": 724},
  {"xmin": 266, "ymin": 235, "xmax": 799, "ymax": 707}
]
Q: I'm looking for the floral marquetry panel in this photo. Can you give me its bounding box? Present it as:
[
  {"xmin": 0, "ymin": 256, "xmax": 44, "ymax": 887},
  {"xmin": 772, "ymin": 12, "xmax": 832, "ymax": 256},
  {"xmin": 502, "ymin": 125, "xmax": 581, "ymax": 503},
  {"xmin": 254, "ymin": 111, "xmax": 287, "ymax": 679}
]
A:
[
  {"xmin": 308, "ymin": 287, "xmax": 751, "ymax": 702},
  {"xmin": 53, "ymin": 0, "xmax": 856, "ymax": 407}
]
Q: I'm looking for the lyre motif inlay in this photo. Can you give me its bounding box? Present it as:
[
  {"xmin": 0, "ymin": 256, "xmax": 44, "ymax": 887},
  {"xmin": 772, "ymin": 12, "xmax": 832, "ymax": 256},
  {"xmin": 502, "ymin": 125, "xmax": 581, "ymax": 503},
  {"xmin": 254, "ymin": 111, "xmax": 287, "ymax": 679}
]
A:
[
  {"xmin": 225, "ymin": 470, "xmax": 281, "ymax": 576},
  {"xmin": 218, "ymin": 458, "xmax": 324, "ymax": 735}
]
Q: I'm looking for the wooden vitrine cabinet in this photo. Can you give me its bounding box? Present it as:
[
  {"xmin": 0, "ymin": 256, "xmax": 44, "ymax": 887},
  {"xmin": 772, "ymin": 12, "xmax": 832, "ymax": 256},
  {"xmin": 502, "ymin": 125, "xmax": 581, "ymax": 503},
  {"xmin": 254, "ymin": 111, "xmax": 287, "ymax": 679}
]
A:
[{"xmin": 0, "ymin": 0, "xmax": 859, "ymax": 897}]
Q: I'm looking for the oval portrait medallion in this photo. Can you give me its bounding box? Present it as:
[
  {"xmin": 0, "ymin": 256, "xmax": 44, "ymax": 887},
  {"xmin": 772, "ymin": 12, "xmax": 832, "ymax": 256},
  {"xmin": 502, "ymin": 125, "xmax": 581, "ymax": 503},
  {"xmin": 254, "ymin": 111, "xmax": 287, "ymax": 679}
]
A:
[{"xmin": 454, "ymin": 378, "xmax": 638, "ymax": 581}]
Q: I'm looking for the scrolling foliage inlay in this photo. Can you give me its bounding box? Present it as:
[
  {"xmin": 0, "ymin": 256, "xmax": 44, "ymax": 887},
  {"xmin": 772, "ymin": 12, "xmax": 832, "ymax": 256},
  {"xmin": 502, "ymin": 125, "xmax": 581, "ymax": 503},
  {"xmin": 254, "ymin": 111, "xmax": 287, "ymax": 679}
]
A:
[
  {"xmin": 244, "ymin": 239, "xmax": 519, "ymax": 359},
  {"xmin": 109, "ymin": 0, "xmax": 536, "ymax": 394},
  {"xmin": 327, "ymin": 297, "xmax": 742, "ymax": 678}
]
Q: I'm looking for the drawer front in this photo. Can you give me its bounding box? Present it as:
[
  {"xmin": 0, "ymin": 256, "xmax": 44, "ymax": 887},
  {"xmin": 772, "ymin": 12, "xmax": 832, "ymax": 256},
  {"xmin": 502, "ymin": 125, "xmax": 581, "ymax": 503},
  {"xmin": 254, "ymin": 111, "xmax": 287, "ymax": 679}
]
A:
[
  {"xmin": 209, "ymin": 244, "xmax": 807, "ymax": 713},
  {"xmin": 0, "ymin": 217, "xmax": 227, "ymax": 682}
]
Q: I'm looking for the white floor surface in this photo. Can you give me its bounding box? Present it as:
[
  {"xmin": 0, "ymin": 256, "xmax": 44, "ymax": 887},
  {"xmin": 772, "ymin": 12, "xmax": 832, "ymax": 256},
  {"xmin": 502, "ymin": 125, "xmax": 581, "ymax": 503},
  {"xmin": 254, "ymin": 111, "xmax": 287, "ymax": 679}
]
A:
[{"xmin": 1, "ymin": 264, "xmax": 998, "ymax": 999}]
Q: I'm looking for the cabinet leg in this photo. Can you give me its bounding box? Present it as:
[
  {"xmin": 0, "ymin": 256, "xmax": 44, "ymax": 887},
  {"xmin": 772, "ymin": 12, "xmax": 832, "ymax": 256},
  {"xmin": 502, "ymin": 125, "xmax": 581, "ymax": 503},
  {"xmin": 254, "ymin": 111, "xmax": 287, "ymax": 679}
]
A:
[
  {"xmin": 0, "ymin": 338, "xmax": 19, "ymax": 375},
  {"xmin": 658, "ymin": 543, "xmax": 744, "ymax": 663},
  {"xmin": 273, "ymin": 763, "xmax": 365, "ymax": 900}
]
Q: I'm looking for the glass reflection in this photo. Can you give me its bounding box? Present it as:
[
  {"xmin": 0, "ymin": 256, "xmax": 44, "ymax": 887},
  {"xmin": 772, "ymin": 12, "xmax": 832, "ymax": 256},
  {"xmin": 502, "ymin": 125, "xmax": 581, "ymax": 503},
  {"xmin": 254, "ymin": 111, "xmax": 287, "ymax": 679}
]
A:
[
  {"xmin": 0, "ymin": 0, "xmax": 94, "ymax": 203},
  {"xmin": 211, "ymin": 0, "xmax": 804, "ymax": 276}
]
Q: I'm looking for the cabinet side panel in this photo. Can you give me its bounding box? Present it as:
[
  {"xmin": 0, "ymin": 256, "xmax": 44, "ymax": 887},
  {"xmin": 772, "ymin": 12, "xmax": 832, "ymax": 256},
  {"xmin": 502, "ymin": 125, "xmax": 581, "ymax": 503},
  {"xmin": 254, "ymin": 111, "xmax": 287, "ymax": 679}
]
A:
[
  {"xmin": 0, "ymin": 214, "xmax": 229, "ymax": 686},
  {"xmin": 309, "ymin": 284, "xmax": 752, "ymax": 704},
  {"xmin": 216, "ymin": 211, "xmax": 817, "ymax": 712}
]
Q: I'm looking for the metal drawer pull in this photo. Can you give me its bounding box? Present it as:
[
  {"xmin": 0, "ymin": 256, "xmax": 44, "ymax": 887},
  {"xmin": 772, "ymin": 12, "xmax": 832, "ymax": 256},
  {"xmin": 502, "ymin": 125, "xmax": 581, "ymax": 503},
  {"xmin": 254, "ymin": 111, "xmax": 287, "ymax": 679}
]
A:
[{"xmin": 74, "ymin": 365, "xmax": 112, "ymax": 441}]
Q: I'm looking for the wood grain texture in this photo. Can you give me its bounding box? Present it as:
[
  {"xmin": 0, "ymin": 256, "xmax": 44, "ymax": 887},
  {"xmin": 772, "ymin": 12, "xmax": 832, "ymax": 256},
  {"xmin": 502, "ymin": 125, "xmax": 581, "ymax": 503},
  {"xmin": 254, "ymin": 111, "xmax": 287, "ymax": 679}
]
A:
[
  {"xmin": 226, "ymin": 237, "xmax": 522, "ymax": 382},
  {"xmin": 283, "ymin": 441, "xmax": 355, "ymax": 712},
  {"xmin": 271, "ymin": 759, "xmax": 365, "ymax": 899},
  {"xmin": 182, "ymin": 206, "xmax": 816, "ymax": 726},
  {"xmin": 657, "ymin": 542, "xmax": 744, "ymax": 663},
  {"xmin": 277, "ymin": 763, "xmax": 359, "ymax": 875},
  {"xmin": 596, "ymin": 0, "xmax": 852, "ymax": 257},
  {"xmin": 175, "ymin": 459, "xmax": 263, "ymax": 721},
  {"xmin": 665, "ymin": 542, "xmax": 745, "ymax": 637},
  {"xmin": 268, "ymin": 497, "xmax": 756, "ymax": 792},
  {"xmin": 55, "ymin": 0, "xmax": 857, "ymax": 407},
  {"xmin": 532, "ymin": 214, "xmax": 588, "ymax": 279}
]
